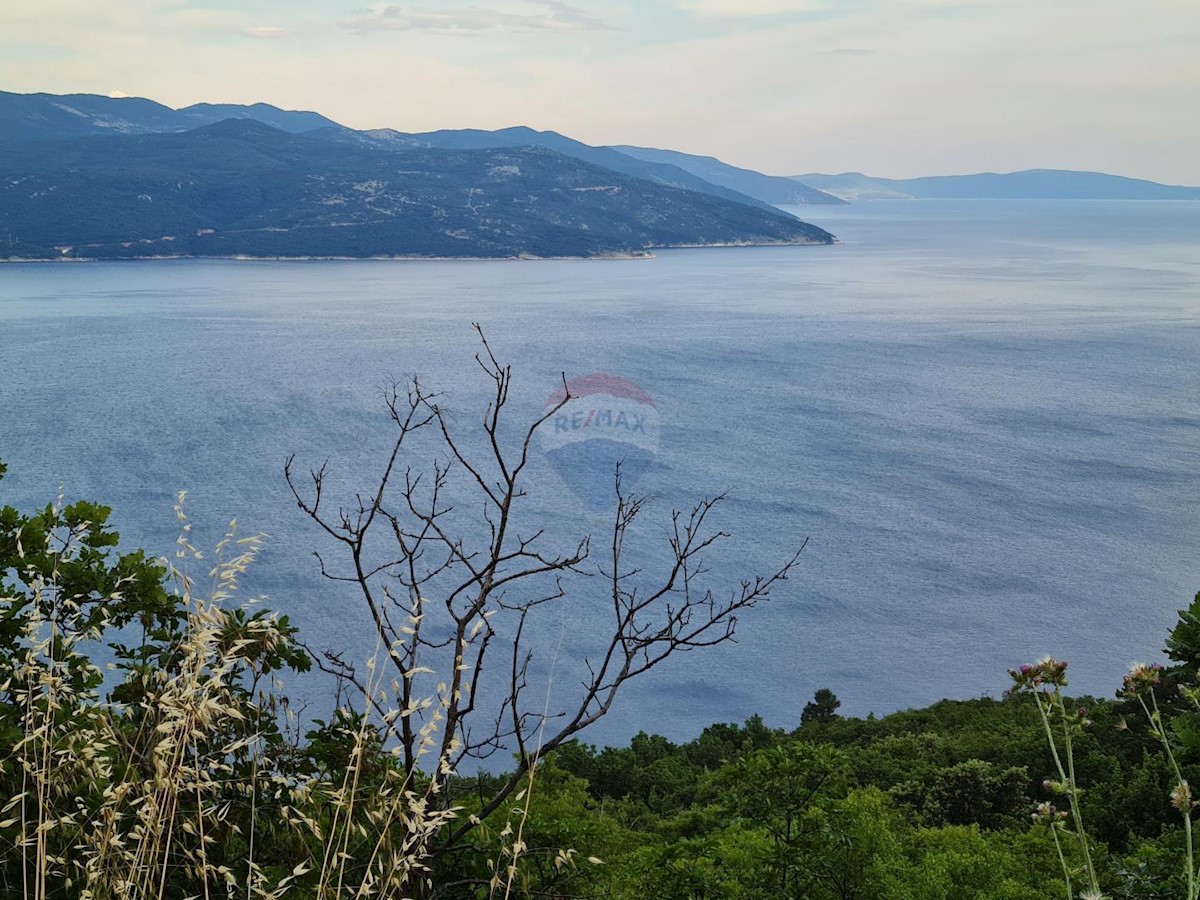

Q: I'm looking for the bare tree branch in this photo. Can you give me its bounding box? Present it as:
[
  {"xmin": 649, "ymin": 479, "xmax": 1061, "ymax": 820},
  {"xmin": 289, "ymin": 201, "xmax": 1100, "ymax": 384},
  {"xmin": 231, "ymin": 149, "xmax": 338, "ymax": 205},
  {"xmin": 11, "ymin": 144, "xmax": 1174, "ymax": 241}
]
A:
[{"xmin": 287, "ymin": 328, "xmax": 807, "ymax": 866}]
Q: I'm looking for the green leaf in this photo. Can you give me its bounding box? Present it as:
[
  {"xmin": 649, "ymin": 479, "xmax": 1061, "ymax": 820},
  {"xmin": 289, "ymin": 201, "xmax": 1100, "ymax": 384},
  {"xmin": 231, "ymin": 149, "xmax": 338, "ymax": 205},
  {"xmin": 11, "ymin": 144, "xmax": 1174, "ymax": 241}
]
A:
[{"xmin": 1165, "ymin": 592, "xmax": 1200, "ymax": 667}]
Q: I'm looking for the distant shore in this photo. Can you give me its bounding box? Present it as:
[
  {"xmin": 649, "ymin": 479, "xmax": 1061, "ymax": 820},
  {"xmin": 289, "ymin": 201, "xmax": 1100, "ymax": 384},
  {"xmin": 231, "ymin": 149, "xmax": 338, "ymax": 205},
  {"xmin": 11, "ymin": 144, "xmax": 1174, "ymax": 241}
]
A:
[
  {"xmin": 0, "ymin": 238, "xmax": 834, "ymax": 264},
  {"xmin": 1, "ymin": 252, "xmax": 649, "ymax": 264}
]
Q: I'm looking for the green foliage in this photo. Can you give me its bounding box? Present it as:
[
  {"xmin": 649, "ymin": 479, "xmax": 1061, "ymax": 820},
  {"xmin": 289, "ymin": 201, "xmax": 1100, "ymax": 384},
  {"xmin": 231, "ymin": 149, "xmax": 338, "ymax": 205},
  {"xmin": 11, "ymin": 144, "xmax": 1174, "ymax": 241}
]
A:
[
  {"xmin": 716, "ymin": 742, "xmax": 848, "ymax": 843},
  {"xmin": 891, "ymin": 759, "xmax": 1031, "ymax": 830},
  {"xmin": 6, "ymin": 457, "xmax": 1200, "ymax": 898},
  {"xmin": 0, "ymin": 465, "xmax": 172, "ymax": 733},
  {"xmin": 886, "ymin": 826, "xmax": 1066, "ymax": 900},
  {"xmin": 1167, "ymin": 591, "xmax": 1200, "ymax": 670},
  {"xmin": 800, "ymin": 687, "xmax": 841, "ymax": 727}
]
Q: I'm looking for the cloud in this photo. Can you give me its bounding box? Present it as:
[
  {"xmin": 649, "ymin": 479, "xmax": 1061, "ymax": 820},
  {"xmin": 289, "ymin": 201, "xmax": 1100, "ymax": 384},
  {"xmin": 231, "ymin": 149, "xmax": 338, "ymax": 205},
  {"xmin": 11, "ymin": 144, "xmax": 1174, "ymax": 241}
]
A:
[
  {"xmin": 243, "ymin": 25, "xmax": 285, "ymax": 38},
  {"xmin": 677, "ymin": 0, "xmax": 838, "ymax": 18},
  {"xmin": 338, "ymin": 1, "xmax": 613, "ymax": 35},
  {"xmin": 675, "ymin": 0, "xmax": 1002, "ymax": 21},
  {"xmin": 107, "ymin": 89, "xmax": 130, "ymax": 98}
]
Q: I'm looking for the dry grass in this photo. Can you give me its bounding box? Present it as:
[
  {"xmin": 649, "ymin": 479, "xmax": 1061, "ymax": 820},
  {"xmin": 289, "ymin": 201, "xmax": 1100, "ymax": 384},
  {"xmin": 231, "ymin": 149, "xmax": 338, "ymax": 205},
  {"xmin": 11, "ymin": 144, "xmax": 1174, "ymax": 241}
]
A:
[{"xmin": 0, "ymin": 494, "xmax": 537, "ymax": 900}]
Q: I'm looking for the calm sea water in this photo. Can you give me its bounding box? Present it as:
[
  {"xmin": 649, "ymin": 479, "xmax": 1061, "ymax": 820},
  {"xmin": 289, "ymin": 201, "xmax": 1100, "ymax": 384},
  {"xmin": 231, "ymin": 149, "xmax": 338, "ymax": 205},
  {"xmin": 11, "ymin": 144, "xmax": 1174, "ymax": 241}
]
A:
[{"xmin": 2, "ymin": 199, "xmax": 1198, "ymax": 748}]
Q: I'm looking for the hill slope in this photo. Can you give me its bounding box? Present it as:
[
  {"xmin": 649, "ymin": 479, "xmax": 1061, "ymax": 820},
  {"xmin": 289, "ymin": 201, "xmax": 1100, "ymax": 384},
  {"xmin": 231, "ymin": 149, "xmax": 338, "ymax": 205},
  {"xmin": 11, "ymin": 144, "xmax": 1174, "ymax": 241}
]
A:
[
  {"xmin": 355, "ymin": 126, "xmax": 792, "ymax": 213},
  {"xmin": 796, "ymin": 169, "xmax": 1200, "ymax": 201},
  {"xmin": 0, "ymin": 120, "xmax": 835, "ymax": 260},
  {"xmin": 615, "ymin": 145, "xmax": 843, "ymax": 206}
]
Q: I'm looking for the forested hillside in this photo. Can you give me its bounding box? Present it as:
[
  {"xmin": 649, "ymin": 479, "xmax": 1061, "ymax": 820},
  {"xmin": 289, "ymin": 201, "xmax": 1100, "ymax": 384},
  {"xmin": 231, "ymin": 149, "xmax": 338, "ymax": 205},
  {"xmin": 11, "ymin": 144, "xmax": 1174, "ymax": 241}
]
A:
[{"xmin": 0, "ymin": 120, "xmax": 833, "ymax": 260}]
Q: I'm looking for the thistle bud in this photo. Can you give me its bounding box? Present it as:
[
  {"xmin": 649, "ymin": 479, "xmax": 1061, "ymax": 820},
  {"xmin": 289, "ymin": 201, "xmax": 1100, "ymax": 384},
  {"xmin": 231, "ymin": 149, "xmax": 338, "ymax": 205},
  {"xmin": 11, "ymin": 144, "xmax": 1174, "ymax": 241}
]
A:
[{"xmin": 1171, "ymin": 781, "xmax": 1194, "ymax": 813}]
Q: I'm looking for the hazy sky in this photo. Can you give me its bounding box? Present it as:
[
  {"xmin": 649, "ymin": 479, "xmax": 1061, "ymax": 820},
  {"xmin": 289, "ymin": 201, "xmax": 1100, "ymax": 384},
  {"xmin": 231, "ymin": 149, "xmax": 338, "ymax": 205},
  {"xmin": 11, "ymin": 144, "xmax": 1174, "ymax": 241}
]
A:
[{"xmin": 3, "ymin": 0, "xmax": 1198, "ymax": 182}]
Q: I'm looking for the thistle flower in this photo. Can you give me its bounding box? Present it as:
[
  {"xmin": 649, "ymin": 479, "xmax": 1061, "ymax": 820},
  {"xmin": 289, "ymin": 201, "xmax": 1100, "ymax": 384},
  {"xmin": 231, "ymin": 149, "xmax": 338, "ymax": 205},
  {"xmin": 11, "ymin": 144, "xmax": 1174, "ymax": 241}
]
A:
[
  {"xmin": 1009, "ymin": 657, "xmax": 1070, "ymax": 692},
  {"xmin": 1122, "ymin": 662, "xmax": 1163, "ymax": 698},
  {"xmin": 1032, "ymin": 801, "xmax": 1067, "ymax": 825}
]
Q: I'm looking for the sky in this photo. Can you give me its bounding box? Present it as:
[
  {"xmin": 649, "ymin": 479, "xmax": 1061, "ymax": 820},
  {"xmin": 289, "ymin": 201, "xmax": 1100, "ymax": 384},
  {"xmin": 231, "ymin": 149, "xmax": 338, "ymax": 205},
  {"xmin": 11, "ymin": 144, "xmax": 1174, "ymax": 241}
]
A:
[{"xmin": 2, "ymin": 0, "xmax": 1198, "ymax": 183}]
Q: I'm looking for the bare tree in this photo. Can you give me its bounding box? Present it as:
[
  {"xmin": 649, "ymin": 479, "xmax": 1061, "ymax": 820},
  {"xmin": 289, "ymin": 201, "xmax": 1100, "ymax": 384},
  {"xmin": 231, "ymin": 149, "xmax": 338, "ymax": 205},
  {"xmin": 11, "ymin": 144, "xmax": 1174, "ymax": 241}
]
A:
[{"xmin": 284, "ymin": 325, "xmax": 804, "ymax": 875}]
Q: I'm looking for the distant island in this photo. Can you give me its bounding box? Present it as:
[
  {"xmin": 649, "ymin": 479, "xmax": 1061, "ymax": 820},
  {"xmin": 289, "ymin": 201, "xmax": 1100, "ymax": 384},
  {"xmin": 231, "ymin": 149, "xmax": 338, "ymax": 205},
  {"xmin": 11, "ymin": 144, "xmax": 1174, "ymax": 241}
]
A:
[
  {"xmin": 0, "ymin": 91, "xmax": 835, "ymax": 261},
  {"xmin": 794, "ymin": 169, "xmax": 1200, "ymax": 201}
]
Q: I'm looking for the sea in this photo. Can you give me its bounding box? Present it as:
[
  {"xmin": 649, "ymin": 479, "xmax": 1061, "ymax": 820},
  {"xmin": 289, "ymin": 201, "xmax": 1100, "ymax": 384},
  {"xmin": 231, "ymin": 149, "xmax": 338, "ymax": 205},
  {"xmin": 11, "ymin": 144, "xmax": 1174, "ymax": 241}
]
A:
[{"xmin": 2, "ymin": 198, "xmax": 1198, "ymax": 750}]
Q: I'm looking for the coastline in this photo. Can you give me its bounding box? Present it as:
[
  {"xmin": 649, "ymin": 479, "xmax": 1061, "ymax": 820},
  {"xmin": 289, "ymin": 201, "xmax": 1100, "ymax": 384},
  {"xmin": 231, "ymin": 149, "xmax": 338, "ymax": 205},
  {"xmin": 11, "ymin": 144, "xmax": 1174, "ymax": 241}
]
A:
[
  {"xmin": 0, "ymin": 252, "xmax": 652, "ymax": 264},
  {"xmin": 0, "ymin": 238, "xmax": 834, "ymax": 265}
]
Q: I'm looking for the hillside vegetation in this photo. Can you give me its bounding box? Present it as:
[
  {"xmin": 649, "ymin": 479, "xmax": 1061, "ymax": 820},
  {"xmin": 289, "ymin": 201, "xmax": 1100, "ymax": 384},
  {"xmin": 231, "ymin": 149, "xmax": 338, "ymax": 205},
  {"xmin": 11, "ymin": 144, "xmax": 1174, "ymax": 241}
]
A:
[
  {"xmin": 0, "ymin": 120, "xmax": 833, "ymax": 260},
  {"xmin": 4, "ymin": 450, "xmax": 1200, "ymax": 898}
]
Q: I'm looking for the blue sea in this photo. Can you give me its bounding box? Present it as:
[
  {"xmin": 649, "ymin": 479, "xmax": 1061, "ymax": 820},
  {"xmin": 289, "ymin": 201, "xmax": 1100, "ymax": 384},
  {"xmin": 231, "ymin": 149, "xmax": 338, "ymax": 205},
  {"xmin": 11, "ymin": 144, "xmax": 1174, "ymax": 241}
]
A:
[{"xmin": 2, "ymin": 199, "xmax": 1198, "ymax": 748}]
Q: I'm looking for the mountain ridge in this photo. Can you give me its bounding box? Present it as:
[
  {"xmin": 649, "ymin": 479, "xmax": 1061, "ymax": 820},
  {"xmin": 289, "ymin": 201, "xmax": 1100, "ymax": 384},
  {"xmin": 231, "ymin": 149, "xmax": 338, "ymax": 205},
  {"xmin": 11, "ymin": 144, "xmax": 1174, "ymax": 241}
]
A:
[
  {"xmin": 615, "ymin": 145, "xmax": 843, "ymax": 206},
  {"xmin": 0, "ymin": 92, "xmax": 844, "ymax": 212},
  {"xmin": 0, "ymin": 90, "xmax": 341, "ymax": 140}
]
